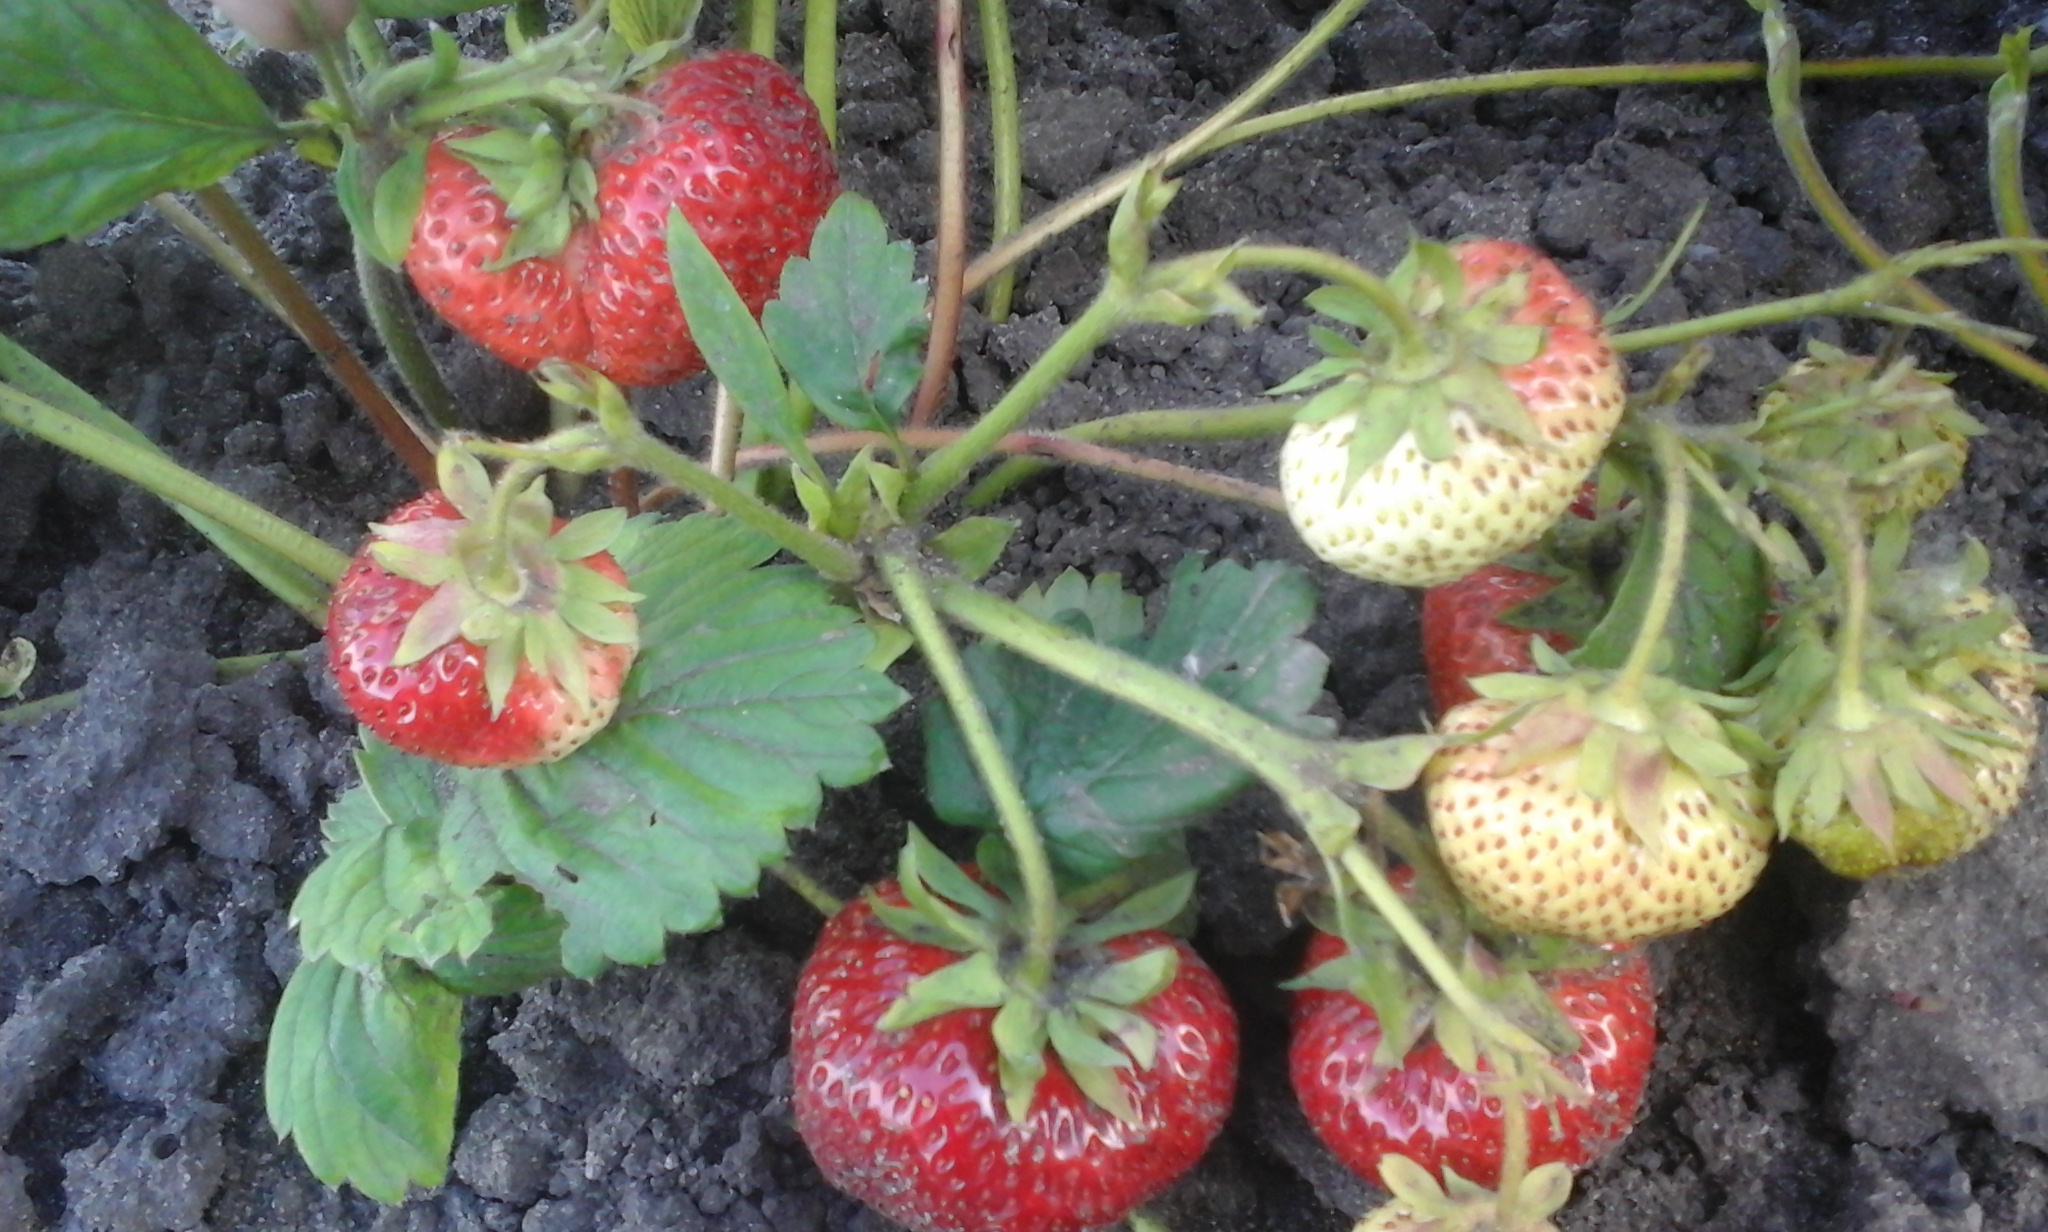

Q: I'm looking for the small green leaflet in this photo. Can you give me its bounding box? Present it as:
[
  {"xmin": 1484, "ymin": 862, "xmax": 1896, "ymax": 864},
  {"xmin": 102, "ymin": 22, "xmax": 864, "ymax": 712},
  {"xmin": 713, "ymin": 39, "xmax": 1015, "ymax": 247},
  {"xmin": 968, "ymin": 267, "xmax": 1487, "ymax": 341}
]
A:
[
  {"xmin": 762, "ymin": 194, "xmax": 929, "ymax": 434},
  {"xmin": 264, "ymin": 956, "xmax": 460, "ymax": 1204},
  {"xmin": 324, "ymin": 514, "xmax": 905, "ymax": 980},
  {"xmin": 667, "ymin": 207, "xmax": 804, "ymax": 461},
  {"xmin": 0, "ymin": 0, "xmax": 281, "ymax": 248},
  {"xmin": 925, "ymin": 558, "xmax": 1332, "ymax": 883}
]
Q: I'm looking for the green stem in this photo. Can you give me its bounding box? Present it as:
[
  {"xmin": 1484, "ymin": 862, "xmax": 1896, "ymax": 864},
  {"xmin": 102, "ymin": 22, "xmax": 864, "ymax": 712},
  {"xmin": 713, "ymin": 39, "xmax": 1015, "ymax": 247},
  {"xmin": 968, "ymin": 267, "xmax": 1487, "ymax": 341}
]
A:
[
  {"xmin": 963, "ymin": 0, "xmax": 1373, "ymax": 293},
  {"xmin": 1227, "ymin": 243, "xmax": 1425, "ymax": 347},
  {"xmin": 0, "ymin": 386, "xmax": 349, "ymax": 592},
  {"xmin": 192, "ymin": 185, "xmax": 438, "ymax": 487},
  {"xmin": 1613, "ymin": 423, "xmax": 1692, "ymax": 696},
  {"xmin": 803, "ymin": 0, "xmax": 837, "ymax": 142},
  {"xmin": 881, "ymin": 551, "xmax": 1063, "ymax": 992},
  {"xmin": 1494, "ymin": 1062, "xmax": 1534, "ymax": 1226},
  {"xmin": 770, "ymin": 861, "xmax": 845, "ymax": 916},
  {"xmin": 744, "ymin": 0, "xmax": 778, "ymax": 56},
  {"xmin": 355, "ymin": 242, "xmax": 459, "ymax": 430},
  {"xmin": 152, "ymin": 194, "xmax": 285, "ymax": 319},
  {"xmin": 903, "ymin": 288, "xmax": 1130, "ymax": 517},
  {"xmin": 1986, "ymin": 34, "xmax": 2048, "ymax": 324},
  {"xmin": 1753, "ymin": 0, "xmax": 2048, "ymax": 397},
  {"xmin": 929, "ymin": 576, "xmax": 1550, "ymax": 1060},
  {"xmin": 966, "ymin": 51, "xmax": 2042, "ymax": 293},
  {"xmin": 0, "ymin": 650, "xmax": 306, "ymax": 728},
  {"xmin": 976, "ymin": 0, "xmax": 1022, "ymax": 321},
  {"xmin": 605, "ymin": 420, "xmax": 863, "ymax": 581}
]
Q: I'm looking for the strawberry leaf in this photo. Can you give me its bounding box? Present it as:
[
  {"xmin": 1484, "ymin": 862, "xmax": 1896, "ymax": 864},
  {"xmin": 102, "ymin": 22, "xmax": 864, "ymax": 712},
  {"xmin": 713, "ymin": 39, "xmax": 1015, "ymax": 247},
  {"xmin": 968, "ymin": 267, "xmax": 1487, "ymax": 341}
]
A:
[
  {"xmin": 666, "ymin": 207, "xmax": 803, "ymax": 459},
  {"xmin": 264, "ymin": 956, "xmax": 459, "ymax": 1205},
  {"xmin": 0, "ymin": 0, "xmax": 282, "ymax": 248},
  {"xmin": 439, "ymin": 514, "xmax": 903, "ymax": 977},
  {"xmin": 1572, "ymin": 481, "xmax": 1768, "ymax": 690},
  {"xmin": 925, "ymin": 557, "xmax": 1331, "ymax": 883},
  {"xmin": 762, "ymin": 194, "xmax": 930, "ymax": 434}
]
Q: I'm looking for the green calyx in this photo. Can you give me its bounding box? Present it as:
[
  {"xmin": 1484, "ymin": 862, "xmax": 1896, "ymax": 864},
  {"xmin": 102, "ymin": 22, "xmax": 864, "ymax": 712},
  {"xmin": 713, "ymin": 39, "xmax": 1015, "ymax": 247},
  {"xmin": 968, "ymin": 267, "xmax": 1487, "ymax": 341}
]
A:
[
  {"xmin": 1471, "ymin": 646, "xmax": 1765, "ymax": 853},
  {"xmin": 1749, "ymin": 342, "xmax": 1983, "ymax": 518},
  {"xmin": 865, "ymin": 828, "xmax": 1192, "ymax": 1125},
  {"xmin": 369, "ymin": 443, "xmax": 642, "ymax": 717},
  {"xmin": 1372, "ymin": 1156, "xmax": 1574, "ymax": 1232},
  {"xmin": 1272, "ymin": 239, "xmax": 1548, "ymax": 493}
]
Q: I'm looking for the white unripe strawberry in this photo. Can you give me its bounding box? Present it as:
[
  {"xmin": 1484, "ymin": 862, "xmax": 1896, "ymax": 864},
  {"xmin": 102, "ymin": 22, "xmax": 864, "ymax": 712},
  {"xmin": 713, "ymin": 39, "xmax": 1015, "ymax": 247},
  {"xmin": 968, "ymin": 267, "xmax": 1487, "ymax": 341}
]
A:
[{"xmin": 1277, "ymin": 240, "xmax": 1626, "ymax": 589}]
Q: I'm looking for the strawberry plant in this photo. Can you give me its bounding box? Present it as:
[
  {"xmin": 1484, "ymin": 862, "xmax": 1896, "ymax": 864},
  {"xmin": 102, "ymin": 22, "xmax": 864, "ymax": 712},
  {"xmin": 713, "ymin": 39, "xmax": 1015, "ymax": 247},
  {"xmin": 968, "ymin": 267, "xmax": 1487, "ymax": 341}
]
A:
[{"xmin": 5, "ymin": 0, "xmax": 2048, "ymax": 1228}]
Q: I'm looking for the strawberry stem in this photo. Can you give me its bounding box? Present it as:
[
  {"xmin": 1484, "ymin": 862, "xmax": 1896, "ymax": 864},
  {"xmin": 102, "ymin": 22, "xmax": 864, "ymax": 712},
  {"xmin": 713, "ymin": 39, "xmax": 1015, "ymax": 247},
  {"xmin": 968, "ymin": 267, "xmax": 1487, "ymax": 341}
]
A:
[
  {"xmin": 903, "ymin": 288, "xmax": 1130, "ymax": 517},
  {"xmin": 1226, "ymin": 244, "xmax": 1425, "ymax": 349},
  {"xmin": 880, "ymin": 550, "xmax": 1064, "ymax": 995},
  {"xmin": 909, "ymin": 0, "xmax": 971, "ymax": 431},
  {"xmin": 1493, "ymin": 1056, "xmax": 1534, "ymax": 1227},
  {"xmin": 975, "ymin": 0, "xmax": 1023, "ymax": 321},
  {"xmin": 930, "ymin": 576, "xmax": 1555, "ymax": 1064},
  {"xmin": 1613, "ymin": 421, "xmax": 1693, "ymax": 697},
  {"xmin": 804, "ymin": 0, "xmax": 840, "ymax": 143},
  {"xmin": 1751, "ymin": 0, "xmax": 2048, "ymax": 398},
  {"xmin": 769, "ymin": 861, "xmax": 845, "ymax": 916}
]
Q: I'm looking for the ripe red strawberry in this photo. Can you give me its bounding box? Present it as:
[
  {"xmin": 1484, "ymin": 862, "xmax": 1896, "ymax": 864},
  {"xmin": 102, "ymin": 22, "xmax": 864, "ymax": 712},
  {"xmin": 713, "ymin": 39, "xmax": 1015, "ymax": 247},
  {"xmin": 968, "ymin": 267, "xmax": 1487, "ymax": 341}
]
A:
[
  {"xmin": 1291, "ymin": 931, "xmax": 1653, "ymax": 1189},
  {"xmin": 1278, "ymin": 239, "xmax": 1625, "ymax": 588},
  {"xmin": 406, "ymin": 50, "xmax": 838, "ymax": 387},
  {"xmin": 1421, "ymin": 565, "xmax": 1571, "ymax": 718},
  {"xmin": 326, "ymin": 452, "xmax": 641, "ymax": 768},
  {"xmin": 790, "ymin": 877, "xmax": 1238, "ymax": 1232}
]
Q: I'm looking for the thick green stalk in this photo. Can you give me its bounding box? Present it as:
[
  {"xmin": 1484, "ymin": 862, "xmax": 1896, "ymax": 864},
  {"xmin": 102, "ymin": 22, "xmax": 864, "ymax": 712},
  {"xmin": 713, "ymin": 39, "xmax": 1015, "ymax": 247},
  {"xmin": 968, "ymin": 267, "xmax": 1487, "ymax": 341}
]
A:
[
  {"xmin": 1752, "ymin": 0, "xmax": 2048, "ymax": 396},
  {"xmin": 910, "ymin": 0, "xmax": 971, "ymax": 430},
  {"xmin": 967, "ymin": 51, "xmax": 2046, "ymax": 292},
  {"xmin": 1986, "ymin": 35, "xmax": 2048, "ymax": 324},
  {"xmin": 930, "ymin": 576, "xmax": 1549, "ymax": 1060},
  {"xmin": 882, "ymin": 552, "xmax": 1064, "ymax": 993},
  {"xmin": 903, "ymin": 288, "xmax": 1129, "ymax": 516},
  {"xmin": 1613, "ymin": 423, "xmax": 1693, "ymax": 697},
  {"xmin": 963, "ymin": 0, "xmax": 1372, "ymax": 294},
  {"xmin": 1228, "ymin": 243, "xmax": 1425, "ymax": 347},
  {"xmin": 803, "ymin": 0, "xmax": 837, "ymax": 142},
  {"xmin": 1, "ymin": 650, "xmax": 306, "ymax": 728},
  {"xmin": 744, "ymin": 0, "xmax": 777, "ymax": 56},
  {"xmin": 770, "ymin": 861, "xmax": 845, "ymax": 916},
  {"xmin": 976, "ymin": 0, "xmax": 1022, "ymax": 321},
  {"xmin": 355, "ymin": 242, "xmax": 459, "ymax": 430},
  {"xmin": 0, "ymin": 386, "xmax": 348, "ymax": 599},
  {"xmin": 605, "ymin": 421, "xmax": 863, "ymax": 581}
]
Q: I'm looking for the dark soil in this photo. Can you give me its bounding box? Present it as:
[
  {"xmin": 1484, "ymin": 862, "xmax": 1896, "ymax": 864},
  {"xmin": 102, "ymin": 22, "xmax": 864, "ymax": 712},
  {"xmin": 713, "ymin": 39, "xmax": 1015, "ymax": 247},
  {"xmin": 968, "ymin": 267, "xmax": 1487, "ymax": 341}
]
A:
[{"xmin": 9, "ymin": 1, "xmax": 2048, "ymax": 1230}]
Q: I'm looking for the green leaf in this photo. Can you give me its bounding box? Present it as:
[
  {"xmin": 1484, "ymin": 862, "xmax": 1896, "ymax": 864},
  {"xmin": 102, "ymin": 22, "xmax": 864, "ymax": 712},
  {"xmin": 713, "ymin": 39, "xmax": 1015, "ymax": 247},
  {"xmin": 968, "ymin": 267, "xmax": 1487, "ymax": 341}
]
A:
[
  {"xmin": 423, "ymin": 885, "xmax": 569, "ymax": 996},
  {"xmin": 438, "ymin": 514, "xmax": 905, "ymax": 977},
  {"xmin": 762, "ymin": 194, "xmax": 930, "ymax": 433},
  {"xmin": 927, "ymin": 517, "xmax": 1017, "ymax": 582},
  {"xmin": 371, "ymin": 143, "xmax": 428, "ymax": 272},
  {"xmin": 1571, "ymin": 482, "xmax": 1768, "ymax": 690},
  {"xmin": 667, "ymin": 207, "xmax": 803, "ymax": 457},
  {"xmin": 925, "ymin": 558, "xmax": 1331, "ymax": 882},
  {"xmin": 0, "ymin": 0, "xmax": 281, "ymax": 248},
  {"xmin": 264, "ymin": 956, "xmax": 460, "ymax": 1204},
  {"xmin": 609, "ymin": 0, "xmax": 704, "ymax": 54}
]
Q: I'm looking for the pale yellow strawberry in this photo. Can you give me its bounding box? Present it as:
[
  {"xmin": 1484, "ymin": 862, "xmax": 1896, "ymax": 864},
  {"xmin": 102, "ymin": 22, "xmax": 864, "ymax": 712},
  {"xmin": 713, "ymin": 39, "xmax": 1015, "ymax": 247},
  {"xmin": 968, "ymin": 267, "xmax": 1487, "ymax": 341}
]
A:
[
  {"xmin": 1277, "ymin": 240, "xmax": 1625, "ymax": 589},
  {"xmin": 1425, "ymin": 697, "xmax": 1771, "ymax": 945}
]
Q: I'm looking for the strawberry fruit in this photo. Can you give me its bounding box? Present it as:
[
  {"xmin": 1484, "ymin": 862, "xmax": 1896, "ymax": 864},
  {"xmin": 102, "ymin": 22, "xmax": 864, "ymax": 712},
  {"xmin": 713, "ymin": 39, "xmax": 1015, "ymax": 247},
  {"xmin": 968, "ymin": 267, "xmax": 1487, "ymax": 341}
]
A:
[
  {"xmin": 1421, "ymin": 564, "xmax": 1572, "ymax": 718},
  {"xmin": 1425, "ymin": 691, "xmax": 1771, "ymax": 945},
  {"xmin": 1277, "ymin": 239, "xmax": 1625, "ymax": 588},
  {"xmin": 1291, "ymin": 931, "xmax": 1653, "ymax": 1189},
  {"xmin": 790, "ymin": 863, "xmax": 1238, "ymax": 1232},
  {"xmin": 406, "ymin": 50, "xmax": 839, "ymax": 387},
  {"xmin": 326, "ymin": 449, "xmax": 641, "ymax": 768}
]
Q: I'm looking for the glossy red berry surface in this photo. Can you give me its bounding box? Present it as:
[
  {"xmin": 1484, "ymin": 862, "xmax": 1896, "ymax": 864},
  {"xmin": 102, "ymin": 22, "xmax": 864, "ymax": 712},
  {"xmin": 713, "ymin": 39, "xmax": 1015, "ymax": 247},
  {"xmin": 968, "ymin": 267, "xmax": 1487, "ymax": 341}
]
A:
[
  {"xmin": 1290, "ymin": 930, "xmax": 1653, "ymax": 1188},
  {"xmin": 325, "ymin": 492, "xmax": 636, "ymax": 768},
  {"xmin": 1420, "ymin": 563, "xmax": 1571, "ymax": 718},
  {"xmin": 406, "ymin": 50, "xmax": 838, "ymax": 386},
  {"xmin": 790, "ymin": 883, "xmax": 1239, "ymax": 1232}
]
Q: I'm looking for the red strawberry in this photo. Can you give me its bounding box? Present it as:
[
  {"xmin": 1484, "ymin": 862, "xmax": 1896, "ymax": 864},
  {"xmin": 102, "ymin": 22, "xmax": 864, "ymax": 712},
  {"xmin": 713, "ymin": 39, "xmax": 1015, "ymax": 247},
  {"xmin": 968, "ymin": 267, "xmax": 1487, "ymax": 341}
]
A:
[
  {"xmin": 1421, "ymin": 564, "xmax": 1572, "ymax": 718},
  {"xmin": 405, "ymin": 50, "xmax": 838, "ymax": 387},
  {"xmin": 326, "ymin": 451, "xmax": 641, "ymax": 768},
  {"xmin": 790, "ymin": 877, "xmax": 1238, "ymax": 1232},
  {"xmin": 1290, "ymin": 932, "xmax": 1653, "ymax": 1189}
]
